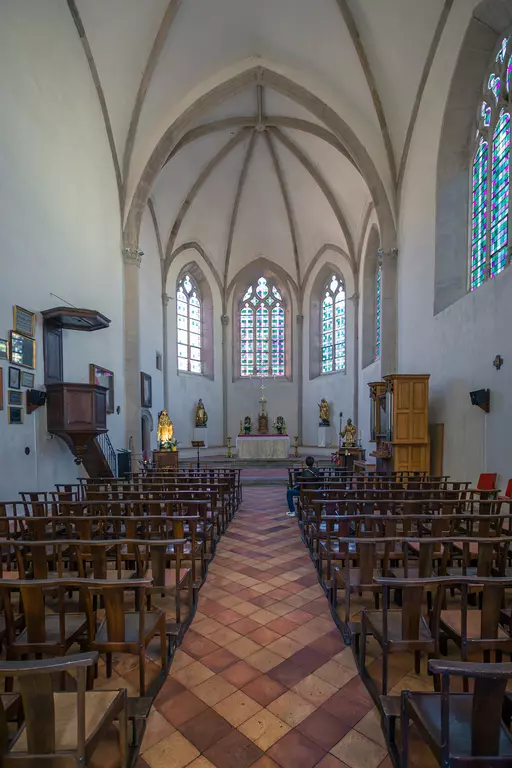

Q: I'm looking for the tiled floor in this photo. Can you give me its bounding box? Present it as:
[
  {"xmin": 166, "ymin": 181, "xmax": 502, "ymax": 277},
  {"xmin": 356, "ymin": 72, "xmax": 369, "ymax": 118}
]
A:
[{"xmin": 139, "ymin": 482, "xmax": 390, "ymax": 768}]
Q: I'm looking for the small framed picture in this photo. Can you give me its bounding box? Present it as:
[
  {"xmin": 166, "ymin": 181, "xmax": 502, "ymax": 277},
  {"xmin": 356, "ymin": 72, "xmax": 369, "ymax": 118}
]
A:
[
  {"xmin": 8, "ymin": 367, "xmax": 20, "ymax": 390},
  {"xmin": 20, "ymin": 371, "xmax": 34, "ymax": 388},
  {"xmin": 0, "ymin": 339, "xmax": 8, "ymax": 360},
  {"xmin": 8, "ymin": 390, "xmax": 22, "ymax": 406},
  {"xmin": 89, "ymin": 364, "xmax": 114, "ymax": 414},
  {"xmin": 8, "ymin": 406, "xmax": 23, "ymax": 424},
  {"xmin": 13, "ymin": 305, "xmax": 36, "ymax": 337},
  {"xmin": 10, "ymin": 331, "xmax": 36, "ymax": 369},
  {"xmin": 140, "ymin": 372, "xmax": 152, "ymax": 408}
]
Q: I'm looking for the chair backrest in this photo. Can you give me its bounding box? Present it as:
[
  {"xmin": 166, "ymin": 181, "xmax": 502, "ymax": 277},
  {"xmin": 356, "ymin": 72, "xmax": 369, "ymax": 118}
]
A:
[
  {"xmin": 477, "ymin": 473, "xmax": 497, "ymax": 490},
  {"xmin": 100, "ymin": 578, "xmax": 152, "ymax": 643},
  {"xmin": 504, "ymin": 478, "xmax": 512, "ymax": 498}
]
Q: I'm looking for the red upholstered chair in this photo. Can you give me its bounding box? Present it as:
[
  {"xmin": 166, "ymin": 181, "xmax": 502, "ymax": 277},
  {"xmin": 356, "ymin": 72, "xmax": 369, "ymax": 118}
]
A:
[
  {"xmin": 500, "ymin": 479, "xmax": 512, "ymax": 499},
  {"xmin": 477, "ymin": 473, "xmax": 497, "ymax": 491}
]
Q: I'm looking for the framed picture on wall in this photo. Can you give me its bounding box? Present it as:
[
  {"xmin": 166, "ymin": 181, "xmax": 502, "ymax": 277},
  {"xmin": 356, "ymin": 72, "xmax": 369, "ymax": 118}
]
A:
[
  {"xmin": 10, "ymin": 331, "xmax": 36, "ymax": 369},
  {"xmin": 13, "ymin": 305, "xmax": 36, "ymax": 337},
  {"xmin": 140, "ymin": 372, "xmax": 152, "ymax": 408},
  {"xmin": 8, "ymin": 367, "xmax": 20, "ymax": 390},
  {"xmin": 20, "ymin": 371, "xmax": 34, "ymax": 388},
  {"xmin": 8, "ymin": 390, "xmax": 23, "ymax": 406},
  {"xmin": 89, "ymin": 364, "xmax": 114, "ymax": 414},
  {"xmin": 8, "ymin": 406, "xmax": 23, "ymax": 424},
  {"xmin": 0, "ymin": 339, "xmax": 8, "ymax": 360}
]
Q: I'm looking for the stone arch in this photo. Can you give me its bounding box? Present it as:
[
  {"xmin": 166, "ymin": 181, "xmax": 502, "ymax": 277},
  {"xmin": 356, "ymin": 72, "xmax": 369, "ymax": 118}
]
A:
[
  {"xmin": 123, "ymin": 63, "xmax": 396, "ymax": 256},
  {"xmin": 435, "ymin": 1, "xmax": 512, "ymax": 313},
  {"xmin": 361, "ymin": 225, "xmax": 381, "ymax": 368}
]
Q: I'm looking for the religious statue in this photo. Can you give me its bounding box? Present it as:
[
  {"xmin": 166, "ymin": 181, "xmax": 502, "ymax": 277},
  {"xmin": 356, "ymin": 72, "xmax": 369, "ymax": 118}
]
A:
[
  {"xmin": 195, "ymin": 399, "xmax": 208, "ymax": 427},
  {"xmin": 258, "ymin": 412, "xmax": 269, "ymax": 435},
  {"xmin": 273, "ymin": 416, "xmax": 287, "ymax": 435},
  {"xmin": 242, "ymin": 416, "xmax": 252, "ymax": 435},
  {"xmin": 318, "ymin": 398, "xmax": 330, "ymax": 426},
  {"xmin": 157, "ymin": 410, "xmax": 174, "ymax": 450},
  {"xmin": 341, "ymin": 417, "xmax": 357, "ymax": 447}
]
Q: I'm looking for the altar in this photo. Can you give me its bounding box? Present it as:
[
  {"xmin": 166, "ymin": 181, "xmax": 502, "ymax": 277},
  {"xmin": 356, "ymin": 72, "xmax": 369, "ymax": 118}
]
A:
[{"xmin": 236, "ymin": 435, "xmax": 290, "ymax": 460}]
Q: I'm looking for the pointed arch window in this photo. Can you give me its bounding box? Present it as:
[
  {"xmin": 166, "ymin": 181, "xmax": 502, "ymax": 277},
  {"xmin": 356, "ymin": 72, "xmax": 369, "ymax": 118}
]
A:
[
  {"xmin": 321, "ymin": 275, "xmax": 346, "ymax": 374},
  {"xmin": 470, "ymin": 34, "xmax": 512, "ymax": 289},
  {"xmin": 176, "ymin": 274, "xmax": 202, "ymax": 373},
  {"xmin": 240, "ymin": 277, "xmax": 285, "ymax": 377}
]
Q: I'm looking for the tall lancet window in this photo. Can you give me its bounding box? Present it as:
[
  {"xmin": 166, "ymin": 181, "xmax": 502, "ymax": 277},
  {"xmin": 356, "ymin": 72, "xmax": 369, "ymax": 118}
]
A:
[
  {"xmin": 321, "ymin": 274, "xmax": 346, "ymax": 374},
  {"xmin": 176, "ymin": 273, "xmax": 202, "ymax": 373},
  {"xmin": 375, "ymin": 260, "xmax": 382, "ymax": 360},
  {"xmin": 240, "ymin": 277, "xmax": 285, "ymax": 377},
  {"xmin": 471, "ymin": 34, "xmax": 512, "ymax": 289}
]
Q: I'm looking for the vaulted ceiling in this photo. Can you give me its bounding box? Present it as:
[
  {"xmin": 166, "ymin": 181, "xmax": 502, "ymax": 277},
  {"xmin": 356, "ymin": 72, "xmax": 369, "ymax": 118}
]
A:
[{"xmin": 70, "ymin": 0, "xmax": 460, "ymax": 288}]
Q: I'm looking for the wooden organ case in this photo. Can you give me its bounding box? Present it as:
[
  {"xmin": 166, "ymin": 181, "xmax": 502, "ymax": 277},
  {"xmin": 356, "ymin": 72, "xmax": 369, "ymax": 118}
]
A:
[{"xmin": 368, "ymin": 374, "xmax": 430, "ymax": 474}]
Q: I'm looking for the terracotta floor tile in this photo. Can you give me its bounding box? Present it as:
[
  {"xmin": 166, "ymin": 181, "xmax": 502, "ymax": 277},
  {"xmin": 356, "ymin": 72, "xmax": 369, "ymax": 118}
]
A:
[
  {"xmin": 242, "ymin": 675, "xmax": 288, "ymax": 707},
  {"xmin": 187, "ymin": 757, "xmax": 218, "ymax": 768},
  {"xmin": 354, "ymin": 708, "xmax": 387, "ymax": 748},
  {"xmin": 153, "ymin": 678, "xmax": 186, "ymax": 710},
  {"xmin": 178, "ymin": 708, "xmax": 233, "ymax": 752},
  {"xmin": 238, "ymin": 709, "xmax": 291, "ymax": 751},
  {"xmin": 251, "ymin": 608, "xmax": 279, "ymax": 625},
  {"xmin": 226, "ymin": 636, "xmax": 263, "ymax": 660},
  {"xmin": 267, "ymin": 730, "xmax": 326, "ymax": 768},
  {"xmin": 251, "ymin": 758, "xmax": 281, "ymax": 768},
  {"xmin": 203, "ymin": 728, "xmax": 263, "ymax": 768},
  {"xmin": 215, "ymin": 608, "xmax": 246, "ymax": 626},
  {"xmin": 213, "ymin": 690, "xmax": 263, "ymax": 727},
  {"xmin": 143, "ymin": 730, "xmax": 200, "ymax": 768},
  {"xmin": 237, "ymin": 588, "xmax": 262, "ymax": 601},
  {"xmin": 265, "ymin": 617, "xmax": 298, "ymax": 635},
  {"xmin": 314, "ymin": 660, "xmax": 358, "ymax": 689},
  {"xmin": 280, "ymin": 582, "xmax": 305, "ymax": 594},
  {"xmin": 266, "ymin": 588, "xmax": 294, "ymax": 601},
  {"xmin": 287, "ymin": 647, "xmax": 330, "ymax": 675},
  {"xmin": 140, "ymin": 709, "xmax": 176, "ymax": 752},
  {"xmin": 315, "ymin": 756, "xmax": 351, "ymax": 768},
  {"xmin": 221, "ymin": 660, "xmax": 262, "ymax": 688},
  {"xmin": 192, "ymin": 674, "xmax": 238, "ymax": 706},
  {"xmin": 245, "ymin": 648, "xmax": 285, "ymax": 673},
  {"xmin": 333, "ymin": 648, "xmax": 358, "ymax": 670},
  {"xmin": 285, "ymin": 609, "xmax": 315, "ymax": 625},
  {"xmin": 266, "ymin": 636, "xmax": 304, "ymax": 659},
  {"xmin": 199, "ymin": 600, "xmax": 228, "ymax": 618},
  {"xmin": 297, "ymin": 708, "xmax": 353, "ymax": 751},
  {"xmin": 267, "ymin": 660, "xmax": 310, "ymax": 689},
  {"xmin": 308, "ymin": 630, "xmax": 346, "ymax": 657},
  {"xmin": 267, "ymin": 690, "xmax": 316, "ymax": 727},
  {"xmin": 321, "ymin": 691, "xmax": 372, "ymax": 726},
  {"xmin": 172, "ymin": 661, "xmax": 215, "ymax": 689},
  {"xmin": 208, "ymin": 626, "xmax": 244, "ymax": 647},
  {"xmin": 170, "ymin": 650, "xmax": 195, "ymax": 672},
  {"xmin": 251, "ymin": 594, "xmax": 277, "ymax": 609},
  {"xmin": 331, "ymin": 730, "xmax": 387, "ymax": 768},
  {"xmin": 248, "ymin": 627, "xmax": 282, "ymax": 647},
  {"xmin": 266, "ymin": 603, "xmax": 296, "ymax": 618},
  {"xmin": 200, "ymin": 646, "xmax": 241, "ymax": 672},
  {"xmin": 231, "ymin": 618, "xmax": 262, "ymax": 635},
  {"xmin": 193, "ymin": 618, "xmax": 225, "ymax": 637},
  {"xmin": 292, "ymin": 674, "xmax": 338, "ymax": 706},
  {"xmin": 186, "ymin": 637, "xmax": 222, "ymax": 660},
  {"xmin": 158, "ymin": 690, "xmax": 208, "ymax": 728},
  {"xmin": 218, "ymin": 594, "xmax": 245, "ymax": 608},
  {"xmin": 233, "ymin": 600, "xmax": 259, "ymax": 616}
]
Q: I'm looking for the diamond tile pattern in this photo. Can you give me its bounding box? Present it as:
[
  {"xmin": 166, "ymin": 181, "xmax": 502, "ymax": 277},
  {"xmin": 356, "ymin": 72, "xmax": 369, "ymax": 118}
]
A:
[{"xmin": 141, "ymin": 479, "xmax": 390, "ymax": 768}]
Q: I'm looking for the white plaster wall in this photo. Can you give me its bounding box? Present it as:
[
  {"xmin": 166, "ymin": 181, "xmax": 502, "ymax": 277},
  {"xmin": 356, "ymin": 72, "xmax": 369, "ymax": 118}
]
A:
[
  {"xmin": 165, "ymin": 251, "xmax": 223, "ymax": 448},
  {"xmin": 0, "ymin": 0, "xmax": 123, "ymax": 498},
  {"xmin": 397, "ymin": 0, "xmax": 511, "ymax": 485},
  {"xmin": 139, "ymin": 209, "xmax": 165, "ymax": 452}
]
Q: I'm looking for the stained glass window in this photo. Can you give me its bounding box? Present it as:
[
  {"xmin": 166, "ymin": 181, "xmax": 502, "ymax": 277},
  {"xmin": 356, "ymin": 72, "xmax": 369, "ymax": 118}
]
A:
[
  {"xmin": 321, "ymin": 275, "xmax": 346, "ymax": 374},
  {"xmin": 176, "ymin": 274, "xmax": 202, "ymax": 373},
  {"xmin": 470, "ymin": 34, "xmax": 512, "ymax": 290},
  {"xmin": 375, "ymin": 262, "xmax": 382, "ymax": 361},
  {"xmin": 240, "ymin": 277, "xmax": 285, "ymax": 377}
]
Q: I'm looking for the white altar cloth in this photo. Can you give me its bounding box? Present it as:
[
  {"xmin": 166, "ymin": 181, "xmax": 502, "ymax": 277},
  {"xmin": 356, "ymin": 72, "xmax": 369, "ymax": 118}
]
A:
[{"xmin": 236, "ymin": 435, "xmax": 290, "ymax": 460}]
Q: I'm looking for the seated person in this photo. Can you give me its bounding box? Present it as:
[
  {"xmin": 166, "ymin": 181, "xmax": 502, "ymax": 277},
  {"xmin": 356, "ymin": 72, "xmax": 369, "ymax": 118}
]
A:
[{"xmin": 286, "ymin": 455, "xmax": 319, "ymax": 517}]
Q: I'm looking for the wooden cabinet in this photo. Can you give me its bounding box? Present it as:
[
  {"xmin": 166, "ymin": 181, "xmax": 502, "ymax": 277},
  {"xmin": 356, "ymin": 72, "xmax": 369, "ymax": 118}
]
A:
[
  {"xmin": 153, "ymin": 450, "xmax": 179, "ymax": 469},
  {"xmin": 369, "ymin": 374, "xmax": 430, "ymax": 474}
]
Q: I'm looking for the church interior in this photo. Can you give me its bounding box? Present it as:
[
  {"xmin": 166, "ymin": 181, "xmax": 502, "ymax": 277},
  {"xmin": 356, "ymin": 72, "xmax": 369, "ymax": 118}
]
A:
[{"xmin": 1, "ymin": 1, "xmax": 512, "ymax": 766}]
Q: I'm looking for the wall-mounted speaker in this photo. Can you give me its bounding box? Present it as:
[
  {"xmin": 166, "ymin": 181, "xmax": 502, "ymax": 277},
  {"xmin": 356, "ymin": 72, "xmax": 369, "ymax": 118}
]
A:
[{"xmin": 469, "ymin": 388, "xmax": 490, "ymax": 413}]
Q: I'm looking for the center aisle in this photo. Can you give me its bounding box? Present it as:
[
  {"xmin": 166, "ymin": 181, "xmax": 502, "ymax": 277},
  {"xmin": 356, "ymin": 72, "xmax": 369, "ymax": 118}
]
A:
[{"xmin": 140, "ymin": 482, "xmax": 390, "ymax": 768}]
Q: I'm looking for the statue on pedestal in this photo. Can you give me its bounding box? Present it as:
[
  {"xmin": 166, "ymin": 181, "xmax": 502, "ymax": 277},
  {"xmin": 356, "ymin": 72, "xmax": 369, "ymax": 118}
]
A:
[
  {"xmin": 273, "ymin": 416, "xmax": 287, "ymax": 435},
  {"xmin": 319, "ymin": 398, "xmax": 330, "ymax": 426},
  {"xmin": 341, "ymin": 417, "xmax": 357, "ymax": 447},
  {"xmin": 195, "ymin": 399, "xmax": 208, "ymax": 427},
  {"xmin": 157, "ymin": 410, "xmax": 174, "ymax": 450},
  {"xmin": 242, "ymin": 416, "xmax": 252, "ymax": 435}
]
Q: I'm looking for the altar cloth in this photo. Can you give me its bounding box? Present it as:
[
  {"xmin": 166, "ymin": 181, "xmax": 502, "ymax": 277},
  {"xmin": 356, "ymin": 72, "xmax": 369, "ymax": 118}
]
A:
[{"xmin": 236, "ymin": 435, "xmax": 290, "ymax": 460}]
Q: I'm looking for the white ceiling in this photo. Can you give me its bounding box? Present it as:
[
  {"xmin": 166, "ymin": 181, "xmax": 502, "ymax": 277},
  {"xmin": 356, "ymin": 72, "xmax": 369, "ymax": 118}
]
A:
[{"xmin": 74, "ymin": 0, "xmax": 454, "ymax": 287}]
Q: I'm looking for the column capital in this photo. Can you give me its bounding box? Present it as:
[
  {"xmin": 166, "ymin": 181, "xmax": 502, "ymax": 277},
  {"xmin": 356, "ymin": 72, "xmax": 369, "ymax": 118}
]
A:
[
  {"xmin": 377, "ymin": 247, "xmax": 398, "ymax": 266},
  {"xmin": 122, "ymin": 246, "xmax": 143, "ymax": 267},
  {"xmin": 347, "ymin": 292, "xmax": 359, "ymax": 303},
  {"xmin": 296, "ymin": 314, "xmax": 304, "ymax": 325},
  {"xmin": 221, "ymin": 314, "xmax": 229, "ymax": 326},
  {"xmin": 162, "ymin": 293, "xmax": 171, "ymax": 306}
]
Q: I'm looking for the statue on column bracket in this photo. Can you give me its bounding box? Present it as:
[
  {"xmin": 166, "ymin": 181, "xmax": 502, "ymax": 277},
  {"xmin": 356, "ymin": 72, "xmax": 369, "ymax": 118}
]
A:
[
  {"xmin": 318, "ymin": 398, "xmax": 330, "ymax": 426},
  {"xmin": 122, "ymin": 246, "xmax": 143, "ymax": 267},
  {"xmin": 195, "ymin": 399, "xmax": 208, "ymax": 427}
]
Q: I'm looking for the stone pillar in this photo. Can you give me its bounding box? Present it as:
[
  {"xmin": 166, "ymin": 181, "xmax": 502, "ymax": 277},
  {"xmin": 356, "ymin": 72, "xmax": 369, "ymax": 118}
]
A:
[
  {"xmin": 221, "ymin": 314, "xmax": 229, "ymax": 444},
  {"xmin": 162, "ymin": 291, "xmax": 170, "ymax": 411},
  {"xmin": 378, "ymin": 248, "xmax": 398, "ymax": 377},
  {"xmin": 348, "ymin": 291, "xmax": 359, "ymax": 426},
  {"xmin": 122, "ymin": 246, "xmax": 142, "ymax": 456},
  {"xmin": 296, "ymin": 313, "xmax": 304, "ymax": 445}
]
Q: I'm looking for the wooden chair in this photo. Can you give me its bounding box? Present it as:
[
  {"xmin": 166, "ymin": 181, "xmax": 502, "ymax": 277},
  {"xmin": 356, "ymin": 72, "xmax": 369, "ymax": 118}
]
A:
[
  {"xmin": 401, "ymin": 658, "xmax": 512, "ymax": 767},
  {"xmin": 332, "ymin": 538, "xmax": 391, "ymax": 630},
  {"xmin": 0, "ymin": 651, "xmax": 129, "ymax": 767},
  {"xmin": 90, "ymin": 578, "xmax": 166, "ymax": 695},
  {"xmin": 360, "ymin": 576, "xmax": 445, "ymax": 695},
  {"xmin": 477, "ymin": 473, "xmax": 497, "ymax": 491}
]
